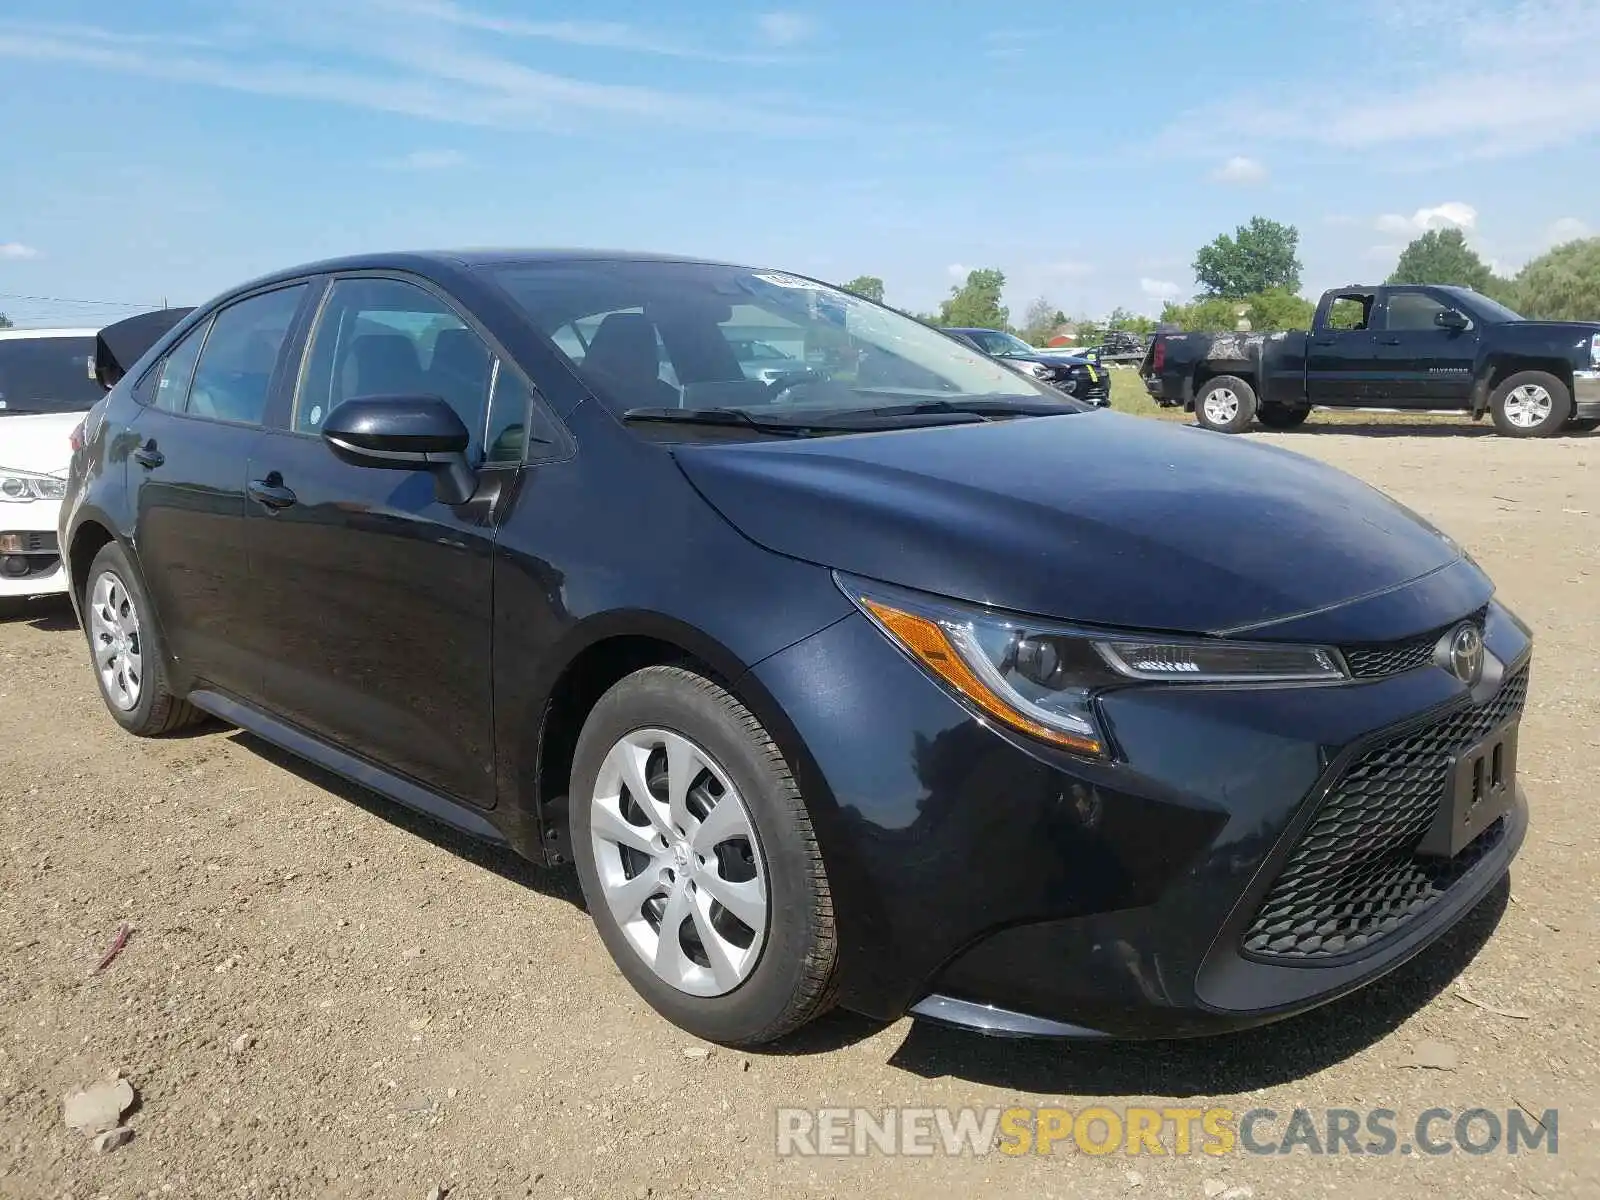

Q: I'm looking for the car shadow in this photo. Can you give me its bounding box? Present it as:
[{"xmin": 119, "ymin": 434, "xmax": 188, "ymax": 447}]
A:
[
  {"xmin": 0, "ymin": 594, "xmax": 79, "ymax": 630},
  {"xmin": 223, "ymin": 730, "xmax": 586, "ymax": 910},
  {"xmin": 879, "ymin": 877, "xmax": 1510, "ymax": 1094}
]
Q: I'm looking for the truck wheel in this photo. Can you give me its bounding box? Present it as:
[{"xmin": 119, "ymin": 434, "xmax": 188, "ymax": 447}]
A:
[
  {"xmin": 1489, "ymin": 371, "xmax": 1572, "ymax": 437},
  {"xmin": 1193, "ymin": 376, "xmax": 1257, "ymax": 434},
  {"xmin": 1257, "ymin": 404, "xmax": 1311, "ymax": 430}
]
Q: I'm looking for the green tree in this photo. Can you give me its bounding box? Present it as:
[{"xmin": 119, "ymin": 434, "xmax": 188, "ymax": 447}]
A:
[
  {"xmin": 840, "ymin": 275, "xmax": 885, "ymax": 304},
  {"xmin": 1507, "ymin": 236, "xmax": 1600, "ymax": 321},
  {"xmin": 1386, "ymin": 228, "xmax": 1495, "ymax": 290},
  {"xmin": 938, "ymin": 268, "xmax": 1008, "ymax": 330},
  {"xmin": 1018, "ymin": 297, "xmax": 1067, "ymax": 345},
  {"xmin": 1193, "ymin": 217, "xmax": 1303, "ymax": 299},
  {"xmin": 0, "ymin": 312, "xmax": 11, "ymax": 329},
  {"xmin": 1105, "ymin": 306, "xmax": 1155, "ymax": 336},
  {"xmin": 1159, "ymin": 287, "xmax": 1314, "ymax": 333}
]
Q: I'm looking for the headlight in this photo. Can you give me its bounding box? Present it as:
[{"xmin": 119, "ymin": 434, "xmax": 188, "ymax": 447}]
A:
[
  {"xmin": 1016, "ymin": 361, "xmax": 1054, "ymax": 379},
  {"xmin": 839, "ymin": 575, "xmax": 1347, "ymax": 757},
  {"xmin": 0, "ymin": 468, "xmax": 67, "ymax": 502}
]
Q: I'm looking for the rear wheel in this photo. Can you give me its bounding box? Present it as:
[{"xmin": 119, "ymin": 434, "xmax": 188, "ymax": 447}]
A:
[
  {"xmin": 1193, "ymin": 375, "xmax": 1258, "ymax": 434},
  {"xmin": 83, "ymin": 542, "xmax": 205, "ymax": 736},
  {"xmin": 1256, "ymin": 404, "xmax": 1311, "ymax": 430},
  {"xmin": 569, "ymin": 665, "xmax": 837, "ymax": 1046},
  {"xmin": 1489, "ymin": 371, "xmax": 1571, "ymax": 437}
]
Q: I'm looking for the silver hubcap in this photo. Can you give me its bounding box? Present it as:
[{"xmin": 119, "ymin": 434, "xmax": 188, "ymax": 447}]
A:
[
  {"xmin": 89, "ymin": 570, "xmax": 143, "ymax": 711},
  {"xmin": 1503, "ymin": 384, "xmax": 1552, "ymax": 428},
  {"xmin": 1203, "ymin": 388, "xmax": 1240, "ymax": 424},
  {"xmin": 589, "ymin": 729, "xmax": 768, "ymax": 997}
]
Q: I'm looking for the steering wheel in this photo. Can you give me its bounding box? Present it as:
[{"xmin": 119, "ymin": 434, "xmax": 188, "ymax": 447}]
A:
[{"xmin": 764, "ymin": 367, "xmax": 826, "ymax": 404}]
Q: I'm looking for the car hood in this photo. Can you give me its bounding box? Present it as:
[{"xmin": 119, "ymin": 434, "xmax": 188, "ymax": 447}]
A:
[
  {"xmin": 0, "ymin": 412, "xmax": 79, "ymax": 474},
  {"xmin": 672, "ymin": 410, "xmax": 1465, "ymax": 635}
]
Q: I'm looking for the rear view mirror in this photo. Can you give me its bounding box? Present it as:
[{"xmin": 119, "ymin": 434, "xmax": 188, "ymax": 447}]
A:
[
  {"xmin": 1435, "ymin": 309, "xmax": 1469, "ymax": 331},
  {"xmin": 321, "ymin": 394, "xmax": 477, "ymax": 504}
]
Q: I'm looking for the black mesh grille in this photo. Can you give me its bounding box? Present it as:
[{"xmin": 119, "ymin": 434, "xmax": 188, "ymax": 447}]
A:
[
  {"xmin": 15, "ymin": 531, "xmax": 59, "ymax": 554},
  {"xmin": 1340, "ymin": 606, "xmax": 1488, "ymax": 680},
  {"xmin": 1242, "ymin": 665, "xmax": 1526, "ymax": 962}
]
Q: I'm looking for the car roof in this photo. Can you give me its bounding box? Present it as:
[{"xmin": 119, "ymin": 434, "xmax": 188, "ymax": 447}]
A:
[
  {"xmin": 245, "ymin": 248, "xmax": 742, "ymax": 285},
  {"xmin": 0, "ymin": 327, "xmax": 100, "ymax": 340}
]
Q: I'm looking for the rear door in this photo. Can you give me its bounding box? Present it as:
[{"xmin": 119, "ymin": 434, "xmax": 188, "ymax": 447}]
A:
[
  {"xmin": 1306, "ymin": 291, "xmax": 1381, "ymax": 405},
  {"xmin": 1372, "ymin": 288, "xmax": 1479, "ymax": 406},
  {"xmin": 124, "ymin": 283, "xmax": 311, "ymax": 699},
  {"xmin": 245, "ymin": 274, "xmax": 521, "ymax": 808}
]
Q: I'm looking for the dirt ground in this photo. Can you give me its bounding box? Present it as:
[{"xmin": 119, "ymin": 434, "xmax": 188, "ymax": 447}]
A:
[{"xmin": 2, "ymin": 423, "xmax": 1597, "ymax": 1200}]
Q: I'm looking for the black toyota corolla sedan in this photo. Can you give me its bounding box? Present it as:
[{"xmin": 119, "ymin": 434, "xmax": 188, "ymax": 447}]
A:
[{"xmin": 59, "ymin": 251, "xmax": 1529, "ymax": 1046}]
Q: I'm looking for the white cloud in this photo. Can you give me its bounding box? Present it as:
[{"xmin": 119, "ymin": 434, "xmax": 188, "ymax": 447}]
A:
[
  {"xmin": 1374, "ymin": 201, "xmax": 1477, "ymax": 235},
  {"xmin": 1211, "ymin": 155, "xmax": 1268, "ymax": 185},
  {"xmin": 0, "ymin": 241, "xmax": 40, "ymax": 259},
  {"xmin": 1140, "ymin": 278, "xmax": 1182, "ymax": 300},
  {"xmin": 0, "ymin": 12, "xmax": 833, "ymax": 136},
  {"xmin": 388, "ymin": 149, "xmax": 465, "ymax": 170},
  {"xmin": 946, "ymin": 263, "xmax": 968, "ymax": 280},
  {"xmin": 1546, "ymin": 216, "xmax": 1592, "ymax": 245},
  {"xmin": 756, "ymin": 12, "xmax": 814, "ymax": 46}
]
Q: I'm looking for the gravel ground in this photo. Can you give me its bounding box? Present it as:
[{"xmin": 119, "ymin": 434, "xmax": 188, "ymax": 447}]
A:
[{"xmin": 2, "ymin": 425, "xmax": 1596, "ymax": 1200}]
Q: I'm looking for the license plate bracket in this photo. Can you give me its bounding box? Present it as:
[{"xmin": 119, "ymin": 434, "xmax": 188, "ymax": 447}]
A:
[{"xmin": 1417, "ymin": 718, "xmax": 1518, "ymax": 859}]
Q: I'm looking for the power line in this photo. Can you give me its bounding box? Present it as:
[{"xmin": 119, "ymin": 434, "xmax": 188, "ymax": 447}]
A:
[{"xmin": 0, "ymin": 291, "xmax": 164, "ymax": 308}]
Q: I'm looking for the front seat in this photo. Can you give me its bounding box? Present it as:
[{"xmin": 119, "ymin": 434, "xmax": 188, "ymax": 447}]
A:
[
  {"xmin": 348, "ymin": 333, "xmax": 426, "ymax": 399},
  {"xmin": 581, "ymin": 312, "xmax": 680, "ymax": 407}
]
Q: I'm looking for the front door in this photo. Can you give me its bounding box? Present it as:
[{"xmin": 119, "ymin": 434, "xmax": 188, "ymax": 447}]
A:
[
  {"xmin": 246, "ymin": 275, "xmax": 509, "ymax": 808},
  {"xmin": 125, "ymin": 283, "xmax": 309, "ymax": 699},
  {"xmin": 1373, "ymin": 289, "xmax": 1480, "ymax": 406}
]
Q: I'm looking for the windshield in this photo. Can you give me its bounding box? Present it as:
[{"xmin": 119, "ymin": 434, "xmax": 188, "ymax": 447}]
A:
[
  {"xmin": 1443, "ymin": 288, "xmax": 1525, "ymax": 323},
  {"xmin": 0, "ymin": 336, "xmax": 101, "ymax": 415},
  {"xmin": 970, "ymin": 330, "xmax": 1038, "ymax": 357},
  {"xmin": 486, "ymin": 260, "xmax": 1072, "ymax": 424}
]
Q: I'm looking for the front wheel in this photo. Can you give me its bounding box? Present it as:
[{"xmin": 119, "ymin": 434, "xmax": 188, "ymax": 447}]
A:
[
  {"xmin": 1489, "ymin": 371, "xmax": 1572, "ymax": 437},
  {"xmin": 1193, "ymin": 375, "xmax": 1258, "ymax": 433},
  {"xmin": 569, "ymin": 666, "xmax": 837, "ymax": 1046}
]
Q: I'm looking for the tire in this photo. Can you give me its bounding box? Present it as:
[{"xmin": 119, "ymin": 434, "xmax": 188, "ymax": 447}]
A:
[
  {"xmin": 1565, "ymin": 418, "xmax": 1600, "ymax": 434},
  {"xmin": 1193, "ymin": 375, "xmax": 1258, "ymax": 433},
  {"xmin": 569, "ymin": 665, "xmax": 837, "ymax": 1046},
  {"xmin": 1256, "ymin": 404, "xmax": 1311, "ymax": 430},
  {"xmin": 82, "ymin": 542, "xmax": 205, "ymax": 736},
  {"xmin": 1489, "ymin": 371, "xmax": 1572, "ymax": 437}
]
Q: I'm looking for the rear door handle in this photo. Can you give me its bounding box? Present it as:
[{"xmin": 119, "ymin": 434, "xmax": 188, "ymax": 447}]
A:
[
  {"xmin": 248, "ymin": 478, "xmax": 298, "ymax": 511},
  {"xmin": 132, "ymin": 444, "xmax": 164, "ymax": 469}
]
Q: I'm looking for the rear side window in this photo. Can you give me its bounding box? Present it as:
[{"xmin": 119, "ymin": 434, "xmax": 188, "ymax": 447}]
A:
[
  {"xmin": 1325, "ymin": 295, "xmax": 1373, "ymax": 330},
  {"xmin": 184, "ymin": 285, "xmax": 306, "ymax": 425},
  {"xmin": 0, "ymin": 336, "xmax": 100, "ymax": 415}
]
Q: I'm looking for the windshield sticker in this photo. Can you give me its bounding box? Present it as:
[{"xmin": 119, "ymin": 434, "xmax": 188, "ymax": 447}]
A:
[{"xmin": 753, "ymin": 271, "xmax": 823, "ymax": 290}]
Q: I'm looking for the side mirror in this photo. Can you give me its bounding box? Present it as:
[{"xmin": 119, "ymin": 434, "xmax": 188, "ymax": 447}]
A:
[
  {"xmin": 321, "ymin": 395, "xmax": 477, "ymax": 504},
  {"xmin": 1434, "ymin": 308, "xmax": 1470, "ymax": 331}
]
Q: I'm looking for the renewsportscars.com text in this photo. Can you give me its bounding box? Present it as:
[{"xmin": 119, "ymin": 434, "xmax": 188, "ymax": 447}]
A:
[{"xmin": 775, "ymin": 1105, "xmax": 1558, "ymax": 1158}]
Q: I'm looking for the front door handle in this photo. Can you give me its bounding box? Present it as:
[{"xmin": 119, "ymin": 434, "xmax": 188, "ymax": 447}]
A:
[
  {"xmin": 1380, "ymin": 337, "xmax": 1402, "ymax": 345},
  {"xmin": 132, "ymin": 443, "xmax": 164, "ymax": 469},
  {"xmin": 248, "ymin": 477, "xmax": 298, "ymax": 511}
]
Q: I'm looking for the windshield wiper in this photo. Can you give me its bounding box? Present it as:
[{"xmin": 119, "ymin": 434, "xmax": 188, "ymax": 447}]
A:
[
  {"xmin": 621, "ymin": 407, "xmax": 823, "ymax": 436},
  {"xmin": 620, "ymin": 406, "xmax": 993, "ymax": 435},
  {"xmin": 843, "ymin": 394, "xmax": 1088, "ymax": 419}
]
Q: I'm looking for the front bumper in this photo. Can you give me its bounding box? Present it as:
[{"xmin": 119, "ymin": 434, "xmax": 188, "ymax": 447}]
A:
[
  {"xmin": 1, "ymin": 499, "xmax": 67, "ymax": 598},
  {"xmin": 1573, "ymin": 369, "xmax": 1600, "ymax": 420},
  {"xmin": 751, "ymin": 590, "xmax": 1531, "ymax": 1039}
]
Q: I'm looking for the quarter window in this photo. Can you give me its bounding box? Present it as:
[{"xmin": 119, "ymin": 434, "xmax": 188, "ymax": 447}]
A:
[
  {"xmin": 150, "ymin": 320, "xmax": 210, "ymax": 413},
  {"xmin": 185, "ymin": 285, "xmax": 307, "ymax": 424}
]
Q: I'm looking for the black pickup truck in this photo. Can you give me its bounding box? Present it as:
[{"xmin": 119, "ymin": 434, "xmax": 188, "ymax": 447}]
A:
[{"xmin": 1141, "ymin": 284, "xmax": 1600, "ymax": 437}]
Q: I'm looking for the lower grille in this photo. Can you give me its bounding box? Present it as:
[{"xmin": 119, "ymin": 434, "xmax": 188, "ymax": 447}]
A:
[
  {"xmin": 13, "ymin": 530, "xmax": 60, "ymax": 554},
  {"xmin": 1242, "ymin": 664, "xmax": 1527, "ymax": 962}
]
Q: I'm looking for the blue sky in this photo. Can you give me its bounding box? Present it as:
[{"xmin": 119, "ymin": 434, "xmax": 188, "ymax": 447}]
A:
[{"xmin": 2, "ymin": 0, "xmax": 1597, "ymax": 328}]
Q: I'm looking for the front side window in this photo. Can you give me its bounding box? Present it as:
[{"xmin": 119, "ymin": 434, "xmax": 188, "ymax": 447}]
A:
[
  {"xmin": 1385, "ymin": 291, "xmax": 1464, "ymax": 331},
  {"xmin": 487, "ymin": 260, "xmax": 1067, "ymax": 422},
  {"xmin": 186, "ymin": 285, "xmax": 307, "ymax": 424},
  {"xmin": 296, "ymin": 278, "xmax": 491, "ymax": 459}
]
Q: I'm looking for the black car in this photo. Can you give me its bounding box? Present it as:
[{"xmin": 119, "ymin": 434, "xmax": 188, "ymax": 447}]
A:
[
  {"xmin": 61, "ymin": 251, "xmax": 1530, "ymax": 1046},
  {"xmin": 1143, "ymin": 284, "xmax": 1600, "ymax": 436},
  {"xmin": 942, "ymin": 326, "xmax": 1112, "ymax": 406}
]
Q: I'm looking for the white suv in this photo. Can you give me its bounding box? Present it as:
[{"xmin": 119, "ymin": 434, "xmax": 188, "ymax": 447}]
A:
[{"xmin": 1, "ymin": 327, "xmax": 102, "ymax": 602}]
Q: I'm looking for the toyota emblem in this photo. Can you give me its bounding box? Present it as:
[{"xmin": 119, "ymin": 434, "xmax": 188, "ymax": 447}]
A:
[{"xmin": 1446, "ymin": 623, "xmax": 1485, "ymax": 685}]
